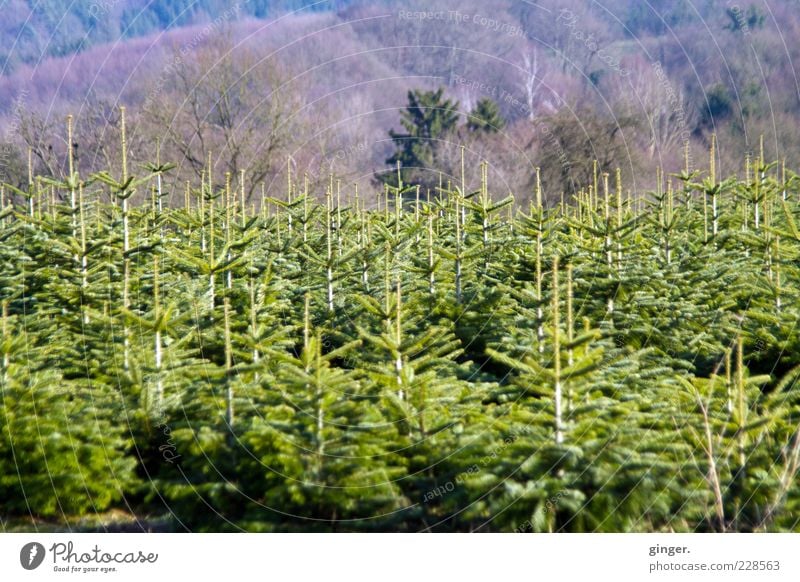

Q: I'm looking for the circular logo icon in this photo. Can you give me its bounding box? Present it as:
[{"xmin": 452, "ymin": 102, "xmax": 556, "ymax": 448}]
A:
[{"xmin": 20, "ymin": 542, "xmax": 46, "ymax": 570}]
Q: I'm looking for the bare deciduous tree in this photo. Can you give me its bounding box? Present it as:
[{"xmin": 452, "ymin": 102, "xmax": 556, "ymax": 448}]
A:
[
  {"xmin": 612, "ymin": 61, "xmax": 696, "ymax": 162},
  {"xmin": 144, "ymin": 33, "xmax": 305, "ymax": 200},
  {"xmin": 520, "ymin": 47, "xmax": 550, "ymax": 121}
]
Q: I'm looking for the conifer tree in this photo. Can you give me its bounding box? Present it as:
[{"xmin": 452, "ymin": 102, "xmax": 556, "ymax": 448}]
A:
[
  {"xmin": 385, "ymin": 88, "xmax": 459, "ymax": 188},
  {"xmin": 467, "ymin": 98, "xmax": 506, "ymax": 133}
]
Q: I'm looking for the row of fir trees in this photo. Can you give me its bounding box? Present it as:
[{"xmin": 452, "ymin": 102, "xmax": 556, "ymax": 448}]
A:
[{"xmin": 1, "ymin": 113, "xmax": 800, "ymax": 532}]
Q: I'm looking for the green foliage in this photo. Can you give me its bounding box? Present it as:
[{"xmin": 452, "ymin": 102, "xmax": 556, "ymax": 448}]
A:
[
  {"xmin": 467, "ymin": 98, "xmax": 506, "ymax": 133},
  {"xmin": 239, "ymin": 330, "xmax": 406, "ymax": 530},
  {"xmin": 0, "ymin": 363, "xmax": 136, "ymax": 518},
  {"xmin": 384, "ymin": 88, "xmax": 460, "ymax": 188},
  {"xmin": 2, "ymin": 144, "xmax": 800, "ymax": 533},
  {"xmin": 703, "ymin": 84, "xmax": 734, "ymax": 125},
  {"xmin": 725, "ymin": 5, "xmax": 766, "ymax": 33}
]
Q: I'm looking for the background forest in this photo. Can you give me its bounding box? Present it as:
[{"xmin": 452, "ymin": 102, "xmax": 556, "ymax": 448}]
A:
[{"xmin": 1, "ymin": 0, "xmax": 800, "ymax": 201}]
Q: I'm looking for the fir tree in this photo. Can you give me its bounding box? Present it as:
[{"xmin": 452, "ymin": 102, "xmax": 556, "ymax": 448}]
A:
[
  {"xmin": 466, "ymin": 98, "xmax": 506, "ymax": 133},
  {"xmin": 384, "ymin": 88, "xmax": 459, "ymax": 188}
]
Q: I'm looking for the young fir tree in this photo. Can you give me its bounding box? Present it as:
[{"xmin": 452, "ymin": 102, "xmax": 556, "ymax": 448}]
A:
[
  {"xmin": 238, "ymin": 301, "xmax": 405, "ymax": 531},
  {"xmin": 0, "ymin": 306, "xmax": 137, "ymax": 519}
]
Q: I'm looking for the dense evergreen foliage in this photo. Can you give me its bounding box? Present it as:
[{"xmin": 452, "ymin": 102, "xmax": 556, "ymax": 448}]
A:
[
  {"xmin": 384, "ymin": 88, "xmax": 462, "ymax": 189},
  {"xmin": 467, "ymin": 98, "xmax": 506, "ymax": 134},
  {"xmin": 2, "ymin": 129, "xmax": 800, "ymax": 532}
]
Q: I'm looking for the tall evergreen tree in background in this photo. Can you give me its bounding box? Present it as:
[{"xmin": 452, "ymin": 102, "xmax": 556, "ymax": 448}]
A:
[
  {"xmin": 384, "ymin": 88, "xmax": 460, "ymax": 189},
  {"xmin": 467, "ymin": 98, "xmax": 506, "ymax": 133}
]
